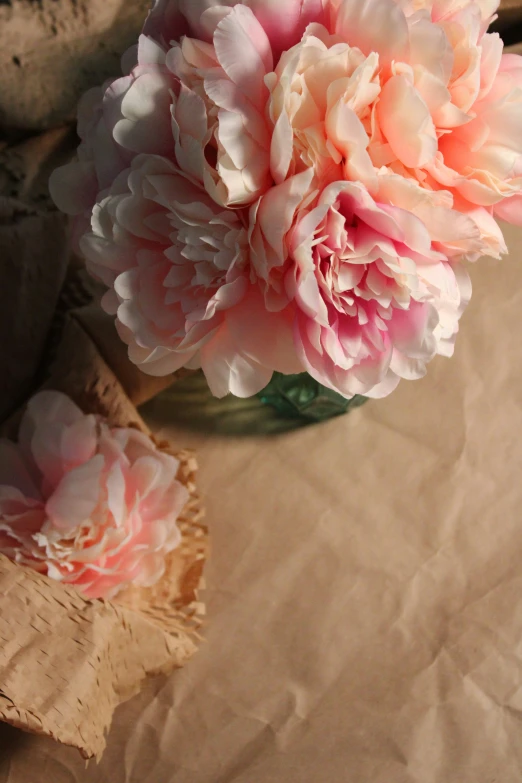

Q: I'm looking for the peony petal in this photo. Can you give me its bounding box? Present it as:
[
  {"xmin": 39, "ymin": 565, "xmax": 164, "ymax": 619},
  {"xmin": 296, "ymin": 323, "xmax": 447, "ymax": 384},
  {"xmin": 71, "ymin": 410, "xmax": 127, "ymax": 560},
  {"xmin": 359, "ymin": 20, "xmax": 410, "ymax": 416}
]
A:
[
  {"xmin": 113, "ymin": 72, "xmax": 175, "ymax": 156},
  {"xmin": 250, "ymin": 169, "xmax": 314, "ymax": 284},
  {"xmin": 408, "ymin": 14, "xmax": 454, "ymax": 84},
  {"xmin": 479, "ymin": 33, "xmax": 503, "ymax": 99},
  {"xmin": 494, "ymin": 194, "xmax": 522, "ymax": 226},
  {"xmin": 49, "ymin": 161, "xmax": 98, "ymax": 217},
  {"xmin": 60, "ymin": 416, "xmax": 98, "ymax": 468},
  {"xmin": 201, "ymin": 322, "xmax": 273, "ymax": 398},
  {"xmin": 334, "ymin": 0, "xmax": 410, "ymax": 64},
  {"xmin": 213, "ymin": 5, "xmax": 273, "ymax": 108},
  {"xmin": 226, "ymin": 287, "xmax": 303, "ymax": 375},
  {"xmin": 144, "ymin": 0, "xmax": 189, "ymax": 44},
  {"xmin": 247, "ymin": 0, "xmax": 325, "ymax": 55},
  {"xmin": 178, "ymin": 0, "xmax": 238, "ymax": 40},
  {"xmin": 106, "ymin": 461, "xmax": 127, "ymax": 528},
  {"xmin": 24, "ymin": 391, "xmax": 85, "ymax": 429},
  {"xmin": 377, "ymin": 75, "xmax": 437, "ymax": 168},
  {"xmin": 45, "ymin": 454, "xmax": 105, "ymax": 531},
  {"xmin": 270, "ymin": 108, "xmax": 294, "ymax": 185},
  {"xmin": 325, "ymin": 102, "xmax": 377, "ymax": 190}
]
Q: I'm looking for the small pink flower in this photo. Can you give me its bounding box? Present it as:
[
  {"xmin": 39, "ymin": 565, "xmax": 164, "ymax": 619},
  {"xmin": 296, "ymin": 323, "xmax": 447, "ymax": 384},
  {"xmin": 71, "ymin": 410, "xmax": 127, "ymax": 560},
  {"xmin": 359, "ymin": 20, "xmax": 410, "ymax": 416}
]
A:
[{"xmin": 0, "ymin": 391, "xmax": 188, "ymax": 599}]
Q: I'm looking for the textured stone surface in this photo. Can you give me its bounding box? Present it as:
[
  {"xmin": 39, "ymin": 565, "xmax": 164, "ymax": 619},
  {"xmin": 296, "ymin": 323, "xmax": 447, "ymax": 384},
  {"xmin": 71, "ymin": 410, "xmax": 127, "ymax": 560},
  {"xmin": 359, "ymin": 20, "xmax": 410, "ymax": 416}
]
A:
[{"xmin": 0, "ymin": 0, "xmax": 151, "ymax": 133}]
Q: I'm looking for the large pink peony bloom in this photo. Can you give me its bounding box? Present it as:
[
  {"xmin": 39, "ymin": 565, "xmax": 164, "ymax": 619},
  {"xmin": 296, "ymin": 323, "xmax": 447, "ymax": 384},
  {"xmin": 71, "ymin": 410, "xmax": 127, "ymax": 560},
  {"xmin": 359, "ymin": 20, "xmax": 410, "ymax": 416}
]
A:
[
  {"xmin": 288, "ymin": 180, "xmax": 472, "ymax": 397},
  {"xmin": 0, "ymin": 392, "xmax": 188, "ymax": 599},
  {"xmin": 80, "ymin": 154, "xmax": 300, "ymax": 395},
  {"xmin": 50, "ymin": 0, "xmax": 522, "ymax": 401},
  {"xmin": 267, "ymin": 0, "xmax": 522, "ymax": 243}
]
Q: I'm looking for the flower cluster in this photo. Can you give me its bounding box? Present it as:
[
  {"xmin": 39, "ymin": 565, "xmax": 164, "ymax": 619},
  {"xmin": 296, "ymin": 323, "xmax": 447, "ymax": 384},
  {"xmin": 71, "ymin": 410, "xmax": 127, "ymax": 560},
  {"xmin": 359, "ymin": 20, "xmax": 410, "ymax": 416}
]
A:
[
  {"xmin": 50, "ymin": 0, "xmax": 522, "ymax": 399},
  {"xmin": 0, "ymin": 392, "xmax": 187, "ymax": 599}
]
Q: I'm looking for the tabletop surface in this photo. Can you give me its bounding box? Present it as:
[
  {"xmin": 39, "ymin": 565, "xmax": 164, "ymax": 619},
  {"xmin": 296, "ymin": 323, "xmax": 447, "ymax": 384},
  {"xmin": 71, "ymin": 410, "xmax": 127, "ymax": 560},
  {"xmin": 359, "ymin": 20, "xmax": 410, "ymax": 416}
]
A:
[{"xmin": 1, "ymin": 221, "xmax": 522, "ymax": 783}]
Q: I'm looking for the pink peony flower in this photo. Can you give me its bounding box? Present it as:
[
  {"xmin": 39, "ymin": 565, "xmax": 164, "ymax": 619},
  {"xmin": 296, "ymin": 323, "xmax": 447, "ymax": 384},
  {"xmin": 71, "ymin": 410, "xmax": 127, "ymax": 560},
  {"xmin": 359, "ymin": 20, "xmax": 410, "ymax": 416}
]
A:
[
  {"xmin": 50, "ymin": 0, "xmax": 522, "ymax": 402},
  {"xmin": 80, "ymin": 154, "xmax": 300, "ymax": 395},
  {"xmin": 266, "ymin": 0, "xmax": 521, "ymax": 243},
  {"xmin": 288, "ymin": 180, "xmax": 472, "ymax": 397},
  {"xmin": 0, "ymin": 392, "xmax": 188, "ymax": 599}
]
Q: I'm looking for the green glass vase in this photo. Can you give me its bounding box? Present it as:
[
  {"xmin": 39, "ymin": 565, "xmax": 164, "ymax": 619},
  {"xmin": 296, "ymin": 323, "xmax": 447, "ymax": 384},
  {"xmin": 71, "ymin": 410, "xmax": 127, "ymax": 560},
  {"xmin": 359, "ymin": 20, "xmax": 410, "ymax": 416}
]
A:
[
  {"xmin": 144, "ymin": 370, "xmax": 366, "ymax": 436},
  {"xmin": 258, "ymin": 372, "xmax": 366, "ymax": 422}
]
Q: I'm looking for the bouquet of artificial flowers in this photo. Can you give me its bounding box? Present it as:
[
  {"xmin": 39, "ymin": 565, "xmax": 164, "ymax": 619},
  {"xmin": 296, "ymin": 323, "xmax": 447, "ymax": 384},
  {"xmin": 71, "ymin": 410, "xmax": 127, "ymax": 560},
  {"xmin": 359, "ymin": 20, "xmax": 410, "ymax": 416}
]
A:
[
  {"xmin": 2, "ymin": 0, "xmax": 521, "ymax": 759},
  {"xmin": 50, "ymin": 0, "xmax": 522, "ymax": 407}
]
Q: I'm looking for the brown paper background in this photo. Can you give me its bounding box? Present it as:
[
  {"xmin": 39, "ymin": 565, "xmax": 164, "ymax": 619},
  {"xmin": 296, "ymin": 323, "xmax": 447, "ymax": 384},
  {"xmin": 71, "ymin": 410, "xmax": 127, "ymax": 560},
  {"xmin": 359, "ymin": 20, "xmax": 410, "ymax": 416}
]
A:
[{"xmin": 0, "ymin": 218, "xmax": 521, "ymax": 781}]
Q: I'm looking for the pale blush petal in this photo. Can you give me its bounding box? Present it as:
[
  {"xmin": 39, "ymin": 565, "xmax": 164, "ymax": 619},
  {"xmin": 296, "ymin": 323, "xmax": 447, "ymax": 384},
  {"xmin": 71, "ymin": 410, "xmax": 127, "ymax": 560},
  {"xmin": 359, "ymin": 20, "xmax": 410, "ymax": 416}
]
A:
[
  {"xmin": 199, "ymin": 286, "xmax": 302, "ymax": 397},
  {"xmin": 137, "ymin": 34, "xmax": 168, "ymax": 67},
  {"xmin": 113, "ymin": 72, "xmax": 174, "ymax": 156},
  {"xmin": 459, "ymin": 205, "xmax": 507, "ymax": 257},
  {"xmin": 377, "ymin": 75, "xmax": 437, "ymax": 168},
  {"xmin": 144, "ymin": 0, "xmax": 188, "ymax": 45},
  {"xmin": 227, "ymin": 287, "xmax": 303, "ymax": 375},
  {"xmin": 325, "ymin": 103, "xmax": 377, "ymax": 190},
  {"xmin": 201, "ymin": 322, "xmax": 273, "ymax": 398},
  {"xmin": 171, "ymin": 83, "xmax": 209, "ymax": 183},
  {"xmin": 60, "ymin": 416, "xmax": 98, "ymax": 468},
  {"xmin": 247, "ymin": 0, "xmax": 325, "ymax": 55},
  {"xmin": 178, "ymin": 0, "xmax": 238, "ymax": 40},
  {"xmin": 294, "ymin": 268, "xmax": 330, "ymax": 325},
  {"xmin": 25, "ymin": 391, "xmax": 85, "ymax": 429},
  {"xmin": 129, "ymin": 456, "xmax": 169, "ymax": 499},
  {"xmin": 479, "ymin": 33, "xmax": 503, "ymax": 99},
  {"xmin": 388, "ymin": 350, "xmax": 427, "ymax": 382},
  {"xmin": 494, "ymin": 194, "xmax": 522, "ymax": 226},
  {"xmin": 45, "ymin": 455, "xmax": 105, "ymax": 531},
  {"xmin": 203, "ymin": 73, "xmax": 272, "ymax": 204},
  {"xmin": 334, "ymin": 0, "xmax": 410, "ymax": 65},
  {"xmin": 476, "ymin": 0, "xmax": 501, "ymax": 21},
  {"xmin": 499, "ymin": 52, "xmax": 522, "ymax": 80},
  {"xmin": 358, "ymin": 372, "xmax": 401, "ymax": 400},
  {"xmin": 106, "ymin": 462, "xmax": 127, "ymax": 528},
  {"xmin": 270, "ymin": 109, "xmax": 294, "ymax": 184},
  {"xmin": 387, "ymin": 303, "xmax": 438, "ymax": 361},
  {"xmin": 49, "ymin": 161, "xmax": 98, "ymax": 216},
  {"xmin": 157, "ymin": 482, "xmax": 189, "ymax": 528},
  {"xmin": 133, "ymin": 552, "xmax": 168, "ymax": 588},
  {"xmin": 408, "ymin": 14, "xmax": 454, "ymax": 84},
  {"xmin": 213, "ymin": 5, "xmax": 273, "ymax": 108},
  {"xmin": 250, "ymin": 169, "xmax": 314, "ymax": 286}
]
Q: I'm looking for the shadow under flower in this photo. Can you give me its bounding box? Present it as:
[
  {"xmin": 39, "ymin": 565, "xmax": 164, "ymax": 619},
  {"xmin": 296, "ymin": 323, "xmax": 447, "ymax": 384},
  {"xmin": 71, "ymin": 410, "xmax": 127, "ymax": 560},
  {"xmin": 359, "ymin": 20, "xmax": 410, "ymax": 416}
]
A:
[{"xmin": 140, "ymin": 371, "xmax": 367, "ymax": 438}]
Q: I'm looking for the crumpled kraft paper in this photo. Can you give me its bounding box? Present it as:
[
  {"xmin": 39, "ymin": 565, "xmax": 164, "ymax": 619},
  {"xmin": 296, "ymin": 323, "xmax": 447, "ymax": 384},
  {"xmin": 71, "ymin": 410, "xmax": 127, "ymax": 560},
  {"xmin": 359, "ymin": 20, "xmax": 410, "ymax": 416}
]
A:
[
  {"xmin": 0, "ymin": 302, "xmax": 207, "ymax": 761},
  {"xmin": 0, "ymin": 553, "xmax": 196, "ymax": 759},
  {"xmin": 1, "ymin": 217, "xmax": 521, "ymax": 782}
]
